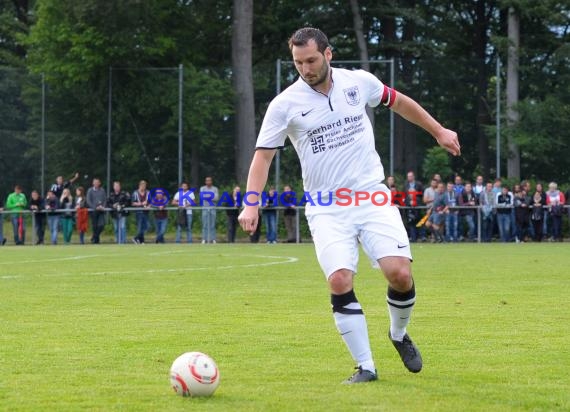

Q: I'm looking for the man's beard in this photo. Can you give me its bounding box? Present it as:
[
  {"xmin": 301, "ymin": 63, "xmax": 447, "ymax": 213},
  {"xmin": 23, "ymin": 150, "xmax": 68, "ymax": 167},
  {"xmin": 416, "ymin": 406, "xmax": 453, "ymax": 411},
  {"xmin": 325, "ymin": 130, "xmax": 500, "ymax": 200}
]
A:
[{"xmin": 302, "ymin": 60, "xmax": 329, "ymax": 87}]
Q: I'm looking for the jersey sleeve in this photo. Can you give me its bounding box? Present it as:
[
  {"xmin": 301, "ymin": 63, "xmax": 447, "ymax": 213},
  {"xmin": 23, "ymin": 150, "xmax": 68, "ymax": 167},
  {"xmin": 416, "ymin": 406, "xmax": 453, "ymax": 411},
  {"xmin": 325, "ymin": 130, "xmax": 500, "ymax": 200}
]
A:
[
  {"xmin": 355, "ymin": 70, "xmax": 397, "ymax": 108},
  {"xmin": 355, "ymin": 70, "xmax": 385, "ymax": 108},
  {"xmin": 255, "ymin": 98, "xmax": 288, "ymax": 150}
]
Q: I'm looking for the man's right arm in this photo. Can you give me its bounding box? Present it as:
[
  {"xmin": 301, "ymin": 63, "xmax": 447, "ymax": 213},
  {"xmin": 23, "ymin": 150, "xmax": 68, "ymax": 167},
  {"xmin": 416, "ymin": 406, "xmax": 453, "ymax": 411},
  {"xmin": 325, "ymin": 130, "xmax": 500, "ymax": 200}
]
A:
[
  {"xmin": 238, "ymin": 149, "xmax": 276, "ymax": 233},
  {"xmin": 390, "ymin": 92, "xmax": 460, "ymax": 157}
]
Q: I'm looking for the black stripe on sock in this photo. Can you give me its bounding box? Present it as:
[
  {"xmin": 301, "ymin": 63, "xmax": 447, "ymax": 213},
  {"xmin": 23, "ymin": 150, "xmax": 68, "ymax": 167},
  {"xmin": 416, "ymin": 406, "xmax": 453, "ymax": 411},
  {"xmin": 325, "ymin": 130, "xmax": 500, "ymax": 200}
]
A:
[
  {"xmin": 387, "ymin": 301, "xmax": 415, "ymax": 309},
  {"xmin": 335, "ymin": 308, "xmax": 364, "ymax": 315},
  {"xmin": 387, "ymin": 282, "xmax": 416, "ymax": 302},
  {"xmin": 331, "ymin": 289, "xmax": 362, "ymax": 314}
]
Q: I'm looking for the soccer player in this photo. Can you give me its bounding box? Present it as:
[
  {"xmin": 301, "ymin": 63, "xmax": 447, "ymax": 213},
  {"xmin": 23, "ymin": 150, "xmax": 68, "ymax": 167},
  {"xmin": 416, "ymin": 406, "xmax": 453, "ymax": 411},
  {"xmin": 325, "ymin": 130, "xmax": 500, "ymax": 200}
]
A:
[{"xmin": 238, "ymin": 27, "xmax": 460, "ymax": 384}]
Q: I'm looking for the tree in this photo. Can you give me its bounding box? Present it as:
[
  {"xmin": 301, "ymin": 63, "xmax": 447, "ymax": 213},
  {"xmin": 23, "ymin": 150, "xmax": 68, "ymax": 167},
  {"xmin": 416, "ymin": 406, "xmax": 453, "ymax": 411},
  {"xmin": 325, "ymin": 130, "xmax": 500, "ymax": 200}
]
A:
[
  {"xmin": 506, "ymin": 5, "xmax": 520, "ymax": 179},
  {"xmin": 23, "ymin": 0, "xmax": 234, "ymax": 191},
  {"xmin": 232, "ymin": 0, "xmax": 256, "ymax": 184},
  {"xmin": 348, "ymin": 0, "xmax": 374, "ymax": 125}
]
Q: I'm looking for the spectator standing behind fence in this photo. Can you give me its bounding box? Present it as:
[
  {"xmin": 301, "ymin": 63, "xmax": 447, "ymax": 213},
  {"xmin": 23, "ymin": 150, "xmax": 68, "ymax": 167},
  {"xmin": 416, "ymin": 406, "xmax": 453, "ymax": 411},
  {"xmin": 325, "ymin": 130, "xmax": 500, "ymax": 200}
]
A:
[
  {"xmin": 45, "ymin": 190, "xmax": 60, "ymax": 245},
  {"xmin": 282, "ymin": 185, "xmax": 298, "ymax": 243},
  {"xmin": 444, "ymin": 182, "xmax": 459, "ymax": 242},
  {"xmin": 566, "ymin": 186, "xmax": 570, "ymax": 227},
  {"xmin": 514, "ymin": 188, "xmax": 531, "ymax": 243},
  {"xmin": 173, "ymin": 182, "xmax": 195, "ymax": 243},
  {"xmin": 425, "ymin": 182, "xmax": 446, "ymax": 243},
  {"xmin": 262, "ymin": 186, "xmax": 277, "ymax": 244},
  {"xmin": 546, "ymin": 182, "xmax": 565, "ymax": 242},
  {"xmin": 50, "ymin": 172, "xmax": 79, "ymax": 199},
  {"xmin": 479, "ymin": 182, "xmax": 495, "ymax": 242},
  {"xmin": 404, "ymin": 191, "xmax": 421, "ymax": 242},
  {"xmin": 132, "ymin": 180, "xmax": 150, "ymax": 244},
  {"xmin": 29, "ymin": 190, "xmax": 45, "ymax": 245},
  {"xmin": 459, "ymin": 182, "xmax": 477, "ymax": 241},
  {"xmin": 107, "ymin": 181, "xmax": 130, "ymax": 244},
  {"xmin": 60, "ymin": 188, "xmax": 74, "ymax": 244},
  {"xmin": 86, "ymin": 178, "xmax": 106, "ymax": 244},
  {"xmin": 492, "ymin": 179, "xmax": 502, "ymax": 194},
  {"xmin": 404, "ymin": 171, "xmax": 425, "ymax": 242},
  {"xmin": 0, "ymin": 196, "xmax": 6, "ymax": 246},
  {"xmin": 520, "ymin": 180, "xmax": 535, "ymax": 239},
  {"xmin": 530, "ymin": 191, "xmax": 545, "ymax": 242},
  {"xmin": 385, "ymin": 175, "xmax": 395, "ymax": 190},
  {"xmin": 153, "ymin": 191, "xmax": 168, "ymax": 244},
  {"xmin": 422, "ymin": 178, "xmax": 437, "ymax": 208},
  {"xmin": 473, "ymin": 176, "xmax": 484, "ymax": 197},
  {"xmin": 453, "ymin": 175, "xmax": 464, "ymax": 196},
  {"xmin": 225, "ymin": 185, "xmax": 241, "ymax": 243},
  {"xmin": 534, "ymin": 183, "xmax": 548, "ymax": 239},
  {"xmin": 75, "ymin": 187, "xmax": 88, "ymax": 245},
  {"xmin": 200, "ymin": 177, "xmax": 219, "ymax": 244},
  {"xmin": 5, "ymin": 185, "xmax": 27, "ymax": 245},
  {"xmin": 495, "ymin": 186, "xmax": 514, "ymax": 242}
]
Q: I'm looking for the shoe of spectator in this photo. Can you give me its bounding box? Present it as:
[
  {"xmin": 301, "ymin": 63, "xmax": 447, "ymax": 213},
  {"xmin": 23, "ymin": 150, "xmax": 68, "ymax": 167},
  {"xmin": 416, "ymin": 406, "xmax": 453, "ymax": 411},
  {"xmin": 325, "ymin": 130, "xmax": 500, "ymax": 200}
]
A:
[
  {"xmin": 1, "ymin": 239, "xmax": 6, "ymax": 246},
  {"xmin": 201, "ymin": 240, "xmax": 206, "ymax": 244},
  {"xmin": 132, "ymin": 237, "xmax": 140, "ymax": 244},
  {"xmin": 212, "ymin": 240, "xmax": 216, "ymax": 244}
]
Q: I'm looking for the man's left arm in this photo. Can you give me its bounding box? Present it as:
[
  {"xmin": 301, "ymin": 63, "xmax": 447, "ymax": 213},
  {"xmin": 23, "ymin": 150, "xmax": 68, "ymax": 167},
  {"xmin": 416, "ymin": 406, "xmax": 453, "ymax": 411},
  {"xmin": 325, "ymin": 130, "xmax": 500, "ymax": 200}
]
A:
[{"xmin": 389, "ymin": 91, "xmax": 461, "ymax": 157}]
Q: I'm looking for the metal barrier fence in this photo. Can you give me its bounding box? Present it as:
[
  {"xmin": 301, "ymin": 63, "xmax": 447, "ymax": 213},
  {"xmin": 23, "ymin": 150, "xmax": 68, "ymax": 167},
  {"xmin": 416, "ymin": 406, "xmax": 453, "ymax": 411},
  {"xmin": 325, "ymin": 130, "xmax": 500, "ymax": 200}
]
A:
[
  {"xmin": 0, "ymin": 206, "xmax": 306, "ymax": 245},
  {"xmin": 1, "ymin": 205, "xmax": 568, "ymax": 246}
]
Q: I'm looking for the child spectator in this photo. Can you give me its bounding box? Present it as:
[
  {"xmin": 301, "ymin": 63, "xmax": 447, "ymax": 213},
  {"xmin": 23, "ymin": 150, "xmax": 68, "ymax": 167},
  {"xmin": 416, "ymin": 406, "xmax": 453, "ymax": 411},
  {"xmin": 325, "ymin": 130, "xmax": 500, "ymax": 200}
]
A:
[{"xmin": 75, "ymin": 187, "xmax": 88, "ymax": 245}]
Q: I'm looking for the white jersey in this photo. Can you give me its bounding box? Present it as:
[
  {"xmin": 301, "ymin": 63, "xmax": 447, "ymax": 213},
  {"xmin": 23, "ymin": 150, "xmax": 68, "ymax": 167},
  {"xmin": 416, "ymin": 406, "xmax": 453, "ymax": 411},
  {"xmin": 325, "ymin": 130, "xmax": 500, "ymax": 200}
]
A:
[
  {"xmin": 256, "ymin": 68, "xmax": 389, "ymax": 199},
  {"xmin": 173, "ymin": 190, "xmax": 196, "ymax": 214}
]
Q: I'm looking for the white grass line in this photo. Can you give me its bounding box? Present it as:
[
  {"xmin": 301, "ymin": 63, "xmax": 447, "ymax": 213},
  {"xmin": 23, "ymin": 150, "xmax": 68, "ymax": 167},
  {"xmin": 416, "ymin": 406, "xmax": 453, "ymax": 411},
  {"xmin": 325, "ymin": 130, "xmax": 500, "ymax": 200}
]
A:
[
  {"xmin": 89, "ymin": 255, "xmax": 299, "ymax": 275},
  {"xmin": 0, "ymin": 254, "xmax": 105, "ymax": 265},
  {"xmin": 147, "ymin": 249, "xmax": 195, "ymax": 256},
  {"xmin": 0, "ymin": 255, "xmax": 299, "ymax": 279}
]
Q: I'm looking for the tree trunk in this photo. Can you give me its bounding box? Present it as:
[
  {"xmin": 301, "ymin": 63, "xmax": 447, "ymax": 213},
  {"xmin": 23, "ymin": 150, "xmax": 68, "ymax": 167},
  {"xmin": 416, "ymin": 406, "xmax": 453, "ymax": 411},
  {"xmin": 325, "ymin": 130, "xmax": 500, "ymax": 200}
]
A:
[
  {"xmin": 474, "ymin": 0, "xmax": 491, "ymax": 180},
  {"xmin": 232, "ymin": 0, "xmax": 256, "ymax": 183},
  {"xmin": 396, "ymin": 13, "xmax": 417, "ymax": 176},
  {"xmin": 506, "ymin": 6, "xmax": 520, "ymax": 179},
  {"xmin": 348, "ymin": 0, "xmax": 374, "ymax": 126}
]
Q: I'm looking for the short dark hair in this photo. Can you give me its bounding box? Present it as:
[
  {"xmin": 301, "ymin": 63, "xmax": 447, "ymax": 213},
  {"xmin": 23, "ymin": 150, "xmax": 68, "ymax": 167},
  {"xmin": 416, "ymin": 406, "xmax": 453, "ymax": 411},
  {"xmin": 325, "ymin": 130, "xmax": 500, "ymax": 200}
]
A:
[{"xmin": 288, "ymin": 27, "xmax": 330, "ymax": 53}]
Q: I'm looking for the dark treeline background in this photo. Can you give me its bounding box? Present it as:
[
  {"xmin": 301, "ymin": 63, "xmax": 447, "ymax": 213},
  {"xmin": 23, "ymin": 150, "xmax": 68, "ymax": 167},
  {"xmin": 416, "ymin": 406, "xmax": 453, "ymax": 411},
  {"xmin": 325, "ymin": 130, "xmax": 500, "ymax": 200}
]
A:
[{"xmin": 0, "ymin": 0, "xmax": 568, "ymax": 196}]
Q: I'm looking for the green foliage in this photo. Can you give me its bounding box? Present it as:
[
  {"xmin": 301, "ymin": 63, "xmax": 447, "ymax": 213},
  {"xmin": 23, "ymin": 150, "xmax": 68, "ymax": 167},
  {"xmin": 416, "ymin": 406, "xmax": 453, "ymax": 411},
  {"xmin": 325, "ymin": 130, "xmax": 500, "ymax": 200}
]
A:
[{"xmin": 422, "ymin": 146, "xmax": 453, "ymax": 182}]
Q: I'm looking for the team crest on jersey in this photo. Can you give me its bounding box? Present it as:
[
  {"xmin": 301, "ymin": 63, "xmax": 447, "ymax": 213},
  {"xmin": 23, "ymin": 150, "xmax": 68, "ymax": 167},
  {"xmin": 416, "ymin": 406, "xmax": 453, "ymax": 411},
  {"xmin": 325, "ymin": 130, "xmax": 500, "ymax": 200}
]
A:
[{"xmin": 343, "ymin": 86, "xmax": 360, "ymax": 106}]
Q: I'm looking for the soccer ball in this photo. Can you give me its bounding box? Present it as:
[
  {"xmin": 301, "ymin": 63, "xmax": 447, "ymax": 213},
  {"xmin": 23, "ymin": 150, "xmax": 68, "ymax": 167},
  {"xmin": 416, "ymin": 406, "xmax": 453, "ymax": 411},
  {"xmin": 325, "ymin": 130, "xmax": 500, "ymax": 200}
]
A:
[{"xmin": 169, "ymin": 352, "xmax": 220, "ymax": 397}]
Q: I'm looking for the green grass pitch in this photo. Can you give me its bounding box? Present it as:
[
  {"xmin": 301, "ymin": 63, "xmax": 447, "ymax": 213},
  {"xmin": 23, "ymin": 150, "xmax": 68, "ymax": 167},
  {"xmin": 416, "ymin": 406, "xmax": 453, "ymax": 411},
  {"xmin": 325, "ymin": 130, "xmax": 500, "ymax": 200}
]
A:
[{"xmin": 1, "ymin": 243, "xmax": 569, "ymax": 411}]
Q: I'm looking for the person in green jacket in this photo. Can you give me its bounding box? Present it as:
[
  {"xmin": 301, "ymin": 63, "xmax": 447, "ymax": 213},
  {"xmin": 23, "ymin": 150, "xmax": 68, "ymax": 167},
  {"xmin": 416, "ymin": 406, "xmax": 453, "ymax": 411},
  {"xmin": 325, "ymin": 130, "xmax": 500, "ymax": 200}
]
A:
[{"xmin": 5, "ymin": 185, "xmax": 28, "ymax": 245}]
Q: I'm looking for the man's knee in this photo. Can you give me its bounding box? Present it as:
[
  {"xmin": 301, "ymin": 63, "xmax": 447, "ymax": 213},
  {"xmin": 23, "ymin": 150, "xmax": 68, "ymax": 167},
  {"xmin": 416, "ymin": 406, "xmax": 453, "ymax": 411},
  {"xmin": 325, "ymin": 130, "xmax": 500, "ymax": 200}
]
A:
[
  {"xmin": 328, "ymin": 269, "xmax": 353, "ymax": 294},
  {"xmin": 384, "ymin": 264, "xmax": 413, "ymax": 291}
]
